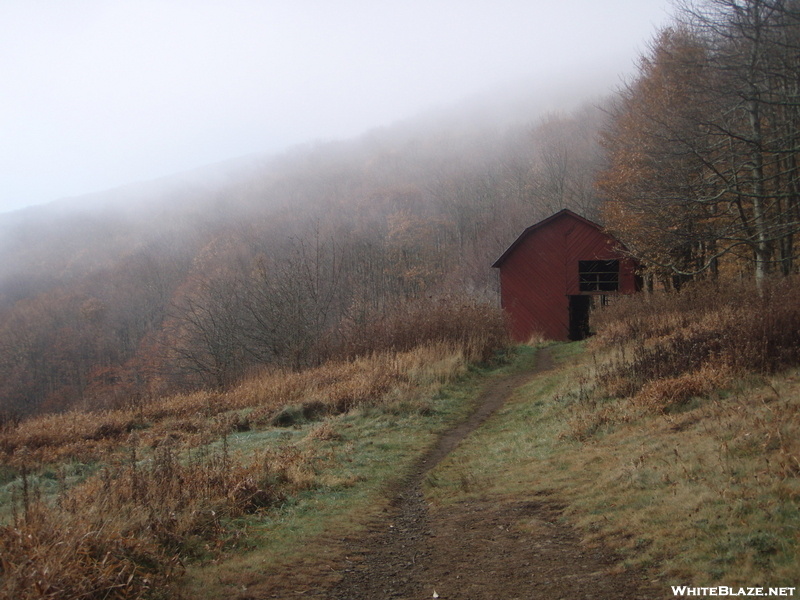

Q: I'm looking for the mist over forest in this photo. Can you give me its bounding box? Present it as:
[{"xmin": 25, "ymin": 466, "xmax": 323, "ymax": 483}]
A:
[
  {"xmin": 0, "ymin": 82, "xmax": 611, "ymax": 416},
  {"xmin": 2, "ymin": 0, "xmax": 799, "ymax": 419}
]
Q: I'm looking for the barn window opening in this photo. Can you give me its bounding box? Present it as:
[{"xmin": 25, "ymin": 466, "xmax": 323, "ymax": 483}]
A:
[{"xmin": 579, "ymin": 260, "xmax": 619, "ymax": 292}]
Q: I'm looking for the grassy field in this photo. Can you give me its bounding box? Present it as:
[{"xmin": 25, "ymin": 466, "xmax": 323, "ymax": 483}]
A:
[
  {"xmin": 177, "ymin": 357, "xmax": 519, "ymax": 599},
  {"xmin": 0, "ymin": 340, "xmax": 522, "ymax": 599},
  {"xmin": 2, "ymin": 341, "xmax": 798, "ymax": 596},
  {"xmin": 2, "ymin": 279, "xmax": 799, "ymax": 597},
  {"xmin": 427, "ymin": 341, "xmax": 800, "ymax": 588},
  {"xmin": 187, "ymin": 333, "xmax": 800, "ymax": 593}
]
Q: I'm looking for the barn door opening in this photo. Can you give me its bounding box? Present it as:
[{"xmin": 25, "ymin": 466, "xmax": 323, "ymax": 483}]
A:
[{"xmin": 568, "ymin": 295, "xmax": 592, "ymax": 341}]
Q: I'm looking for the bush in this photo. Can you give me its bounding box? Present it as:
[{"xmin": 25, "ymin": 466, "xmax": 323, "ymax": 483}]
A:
[
  {"xmin": 338, "ymin": 295, "xmax": 510, "ymax": 363},
  {"xmin": 590, "ymin": 276, "xmax": 800, "ymax": 401}
]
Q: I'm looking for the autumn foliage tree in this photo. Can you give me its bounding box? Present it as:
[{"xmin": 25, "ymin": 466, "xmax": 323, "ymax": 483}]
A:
[{"xmin": 599, "ymin": 0, "xmax": 800, "ymax": 284}]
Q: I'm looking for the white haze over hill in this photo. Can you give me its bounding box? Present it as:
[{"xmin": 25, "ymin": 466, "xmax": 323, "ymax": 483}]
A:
[{"xmin": 0, "ymin": 0, "xmax": 673, "ymax": 213}]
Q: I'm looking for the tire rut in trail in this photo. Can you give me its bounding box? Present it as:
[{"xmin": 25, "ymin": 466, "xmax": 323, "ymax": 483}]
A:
[{"xmin": 325, "ymin": 346, "xmax": 661, "ymax": 600}]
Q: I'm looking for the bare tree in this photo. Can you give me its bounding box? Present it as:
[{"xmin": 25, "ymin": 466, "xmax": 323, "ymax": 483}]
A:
[
  {"xmin": 241, "ymin": 228, "xmax": 345, "ymax": 370},
  {"xmin": 168, "ymin": 272, "xmax": 248, "ymax": 389}
]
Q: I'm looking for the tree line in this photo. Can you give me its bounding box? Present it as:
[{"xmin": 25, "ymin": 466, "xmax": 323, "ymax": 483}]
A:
[{"xmin": 599, "ymin": 0, "xmax": 800, "ymax": 286}]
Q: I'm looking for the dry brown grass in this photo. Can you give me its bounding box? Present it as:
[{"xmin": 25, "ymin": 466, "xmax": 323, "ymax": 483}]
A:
[
  {"xmin": 0, "ymin": 332, "xmax": 505, "ymax": 469},
  {"xmin": 632, "ymin": 364, "xmax": 731, "ymax": 410},
  {"xmin": 590, "ymin": 276, "xmax": 800, "ymax": 407},
  {"xmin": 551, "ymin": 276, "xmax": 800, "ymax": 583},
  {"xmin": 562, "ymin": 371, "xmax": 800, "ymax": 585},
  {"xmin": 1, "ymin": 506, "xmax": 172, "ymax": 600},
  {"xmin": 0, "ymin": 438, "xmax": 299, "ymax": 599},
  {"xmin": 0, "ymin": 327, "xmax": 509, "ymax": 599}
]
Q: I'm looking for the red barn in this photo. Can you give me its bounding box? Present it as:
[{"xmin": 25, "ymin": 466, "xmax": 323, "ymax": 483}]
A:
[{"xmin": 492, "ymin": 209, "xmax": 639, "ymax": 342}]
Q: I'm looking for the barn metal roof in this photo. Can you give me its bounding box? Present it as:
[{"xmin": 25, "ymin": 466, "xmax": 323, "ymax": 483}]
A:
[{"xmin": 491, "ymin": 209, "xmax": 610, "ymax": 268}]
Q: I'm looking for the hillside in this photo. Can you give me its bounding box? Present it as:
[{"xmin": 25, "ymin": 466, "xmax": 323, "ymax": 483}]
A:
[
  {"xmin": 0, "ymin": 97, "xmax": 608, "ymax": 418},
  {"xmin": 0, "ymin": 279, "xmax": 798, "ymax": 598},
  {"xmin": 0, "ymin": 2, "xmax": 798, "ymax": 595}
]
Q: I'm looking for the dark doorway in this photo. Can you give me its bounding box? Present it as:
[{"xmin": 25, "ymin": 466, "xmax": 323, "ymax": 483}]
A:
[{"xmin": 568, "ymin": 295, "xmax": 592, "ymax": 341}]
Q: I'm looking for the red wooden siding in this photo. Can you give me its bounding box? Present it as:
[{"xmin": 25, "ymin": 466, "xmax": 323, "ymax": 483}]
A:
[{"xmin": 493, "ymin": 210, "xmax": 638, "ymax": 342}]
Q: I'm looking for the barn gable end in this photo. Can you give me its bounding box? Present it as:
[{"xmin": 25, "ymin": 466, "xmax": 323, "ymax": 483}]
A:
[{"xmin": 492, "ymin": 209, "xmax": 638, "ymax": 342}]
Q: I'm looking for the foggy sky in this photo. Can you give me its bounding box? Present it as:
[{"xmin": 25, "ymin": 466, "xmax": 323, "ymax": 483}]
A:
[{"xmin": 0, "ymin": 0, "xmax": 673, "ymax": 213}]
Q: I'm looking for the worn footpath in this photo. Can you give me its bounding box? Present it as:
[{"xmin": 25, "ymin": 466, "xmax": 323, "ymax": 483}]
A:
[{"xmin": 322, "ymin": 348, "xmax": 661, "ymax": 599}]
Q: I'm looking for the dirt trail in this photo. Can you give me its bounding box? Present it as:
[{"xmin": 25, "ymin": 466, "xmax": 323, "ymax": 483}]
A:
[{"xmin": 325, "ymin": 348, "xmax": 661, "ymax": 600}]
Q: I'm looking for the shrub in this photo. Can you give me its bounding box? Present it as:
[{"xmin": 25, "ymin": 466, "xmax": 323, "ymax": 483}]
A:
[
  {"xmin": 591, "ymin": 276, "xmax": 800, "ymax": 401},
  {"xmin": 337, "ymin": 295, "xmax": 510, "ymax": 364}
]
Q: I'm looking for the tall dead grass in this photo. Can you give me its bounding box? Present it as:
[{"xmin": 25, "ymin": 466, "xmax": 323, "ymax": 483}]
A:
[
  {"xmin": 0, "ymin": 319, "xmax": 509, "ymax": 598},
  {"xmin": 590, "ymin": 277, "xmax": 800, "ymax": 410},
  {"xmin": 0, "ymin": 300, "xmax": 507, "ymax": 466},
  {"xmin": 0, "ymin": 439, "xmax": 313, "ymax": 599}
]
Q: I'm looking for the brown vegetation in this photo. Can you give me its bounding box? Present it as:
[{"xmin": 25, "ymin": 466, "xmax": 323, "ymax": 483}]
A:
[
  {"xmin": 0, "ymin": 300, "xmax": 506, "ymax": 466},
  {"xmin": 590, "ymin": 277, "xmax": 800, "ymax": 410},
  {"xmin": 554, "ymin": 277, "xmax": 800, "ymax": 583},
  {"xmin": 0, "ymin": 305, "xmax": 508, "ymax": 599}
]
